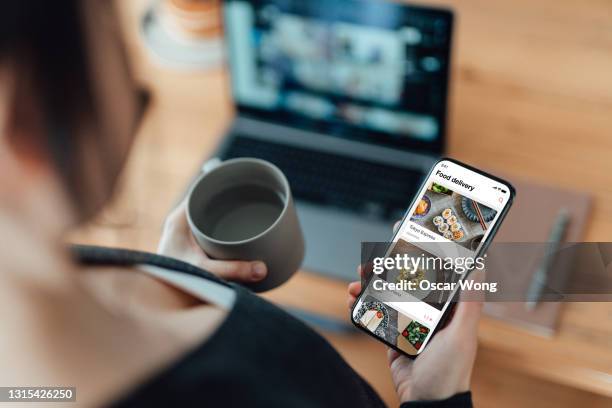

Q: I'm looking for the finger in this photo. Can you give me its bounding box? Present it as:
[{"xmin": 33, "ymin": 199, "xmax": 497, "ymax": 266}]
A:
[
  {"xmin": 347, "ymin": 281, "xmax": 362, "ymax": 309},
  {"xmin": 387, "ymin": 348, "xmax": 400, "ymax": 364},
  {"xmin": 458, "ymin": 268, "xmax": 486, "ymax": 303},
  {"xmin": 387, "ymin": 348, "xmax": 409, "ymax": 367},
  {"xmin": 348, "ymin": 281, "xmax": 361, "ymax": 297},
  {"xmin": 347, "ymin": 295, "xmax": 356, "ymax": 310},
  {"xmin": 359, "ymin": 262, "xmax": 376, "ymax": 283},
  {"xmin": 448, "ymin": 297, "xmax": 483, "ymax": 334},
  {"xmin": 202, "ymin": 259, "xmax": 267, "ymax": 282},
  {"xmin": 393, "ymin": 220, "xmax": 401, "ymax": 233},
  {"xmin": 163, "ymin": 198, "xmax": 190, "ymax": 233},
  {"xmin": 437, "ymin": 268, "xmax": 485, "ymax": 334},
  {"xmin": 158, "ymin": 200, "xmax": 192, "ymax": 254},
  {"xmin": 347, "ymin": 296, "xmax": 357, "ymax": 310}
]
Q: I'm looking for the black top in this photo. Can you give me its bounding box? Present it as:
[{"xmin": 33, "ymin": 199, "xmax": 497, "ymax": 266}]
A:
[{"xmin": 72, "ymin": 246, "xmax": 471, "ymax": 408}]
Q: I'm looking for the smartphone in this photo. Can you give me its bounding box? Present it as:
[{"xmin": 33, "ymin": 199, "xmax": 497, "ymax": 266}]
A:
[{"xmin": 350, "ymin": 158, "xmax": 515, "ymax": 357}]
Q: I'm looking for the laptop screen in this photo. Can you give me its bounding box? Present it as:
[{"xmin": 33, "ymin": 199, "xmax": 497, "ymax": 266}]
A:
[{"xmin": 224, "ymin": 0, "xmax": 453, "ymax": 154}]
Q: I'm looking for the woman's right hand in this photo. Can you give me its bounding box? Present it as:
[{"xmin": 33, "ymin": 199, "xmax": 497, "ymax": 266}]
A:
[
  {"xmin": 348, "ymin": 214, "xmax": 483, "ymax": 404},
  {"xmin": 157, "ymin": 198, "xmax": 268, "ymax": 284},
  {"xmin": 386, "ymin": 292, "xmax": 482, "ymax": 402},
  {"xmin": 348, "ymin": 271, "xmax": 483, "ymax": 402}
]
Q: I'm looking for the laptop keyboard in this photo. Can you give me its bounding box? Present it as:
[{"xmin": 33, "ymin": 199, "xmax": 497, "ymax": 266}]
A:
[{"xmin": 222, "ymin": 136, "xmax": 425, "ymax": 221}]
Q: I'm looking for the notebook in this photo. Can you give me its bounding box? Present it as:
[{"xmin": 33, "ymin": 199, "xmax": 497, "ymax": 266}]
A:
[{"xmin": 482, "ymin": 177, "xmax": 591, "ymax": 336}]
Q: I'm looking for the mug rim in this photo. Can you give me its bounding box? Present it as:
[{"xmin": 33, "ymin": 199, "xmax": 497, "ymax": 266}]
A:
[{"xmin": 186, "ymin": 157, "xmax": 292, "ymax": 246}]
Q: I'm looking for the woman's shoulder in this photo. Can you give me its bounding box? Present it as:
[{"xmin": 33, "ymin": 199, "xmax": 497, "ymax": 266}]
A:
[{"xmin": 0, "ymin": 239, "xmax": 226, "ymax": 407}]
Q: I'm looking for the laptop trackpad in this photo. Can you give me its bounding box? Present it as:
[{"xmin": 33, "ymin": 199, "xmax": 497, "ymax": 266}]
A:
[{"xmin": 296, "ymin": 201, "xmax": 395, "ymax": 281}]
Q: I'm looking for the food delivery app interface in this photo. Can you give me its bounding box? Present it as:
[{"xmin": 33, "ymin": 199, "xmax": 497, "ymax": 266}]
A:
[{"xmin": 352, "ymin": 160, "xmax": 511, "ymax": 355}]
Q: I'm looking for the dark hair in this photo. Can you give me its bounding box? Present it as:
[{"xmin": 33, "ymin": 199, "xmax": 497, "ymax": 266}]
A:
[{"xmin": 0, "ymin": 0, "xmax": 97, "ymax": 203}]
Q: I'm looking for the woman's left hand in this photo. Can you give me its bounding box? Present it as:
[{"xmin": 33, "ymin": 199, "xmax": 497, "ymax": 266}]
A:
[{"xmin": 157, "ymin": 198, "xmax": 268, "ymax": 284}]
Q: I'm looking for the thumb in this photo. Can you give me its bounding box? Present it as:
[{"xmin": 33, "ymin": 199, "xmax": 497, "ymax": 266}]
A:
[
  {"xmin": 162, "ymin": 199, "xmax": 190, "ymax": 234},
  {"xmin": 202, "ymin": 258, "xmax": 268, "ymax": 283},
  {"xmin": 448, "ymin": 269, "xmax": 485, "ymax": 333}
]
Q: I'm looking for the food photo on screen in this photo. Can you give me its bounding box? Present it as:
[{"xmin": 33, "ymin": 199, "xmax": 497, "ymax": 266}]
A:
[{"xmin": 410, "ymin": 181, "xmax": 498, "ymax": 251}]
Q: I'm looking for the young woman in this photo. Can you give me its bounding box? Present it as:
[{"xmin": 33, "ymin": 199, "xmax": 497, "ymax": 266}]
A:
[{"xmin": 0, "ymin": 1, "xmax": 480, "ymax": 406}]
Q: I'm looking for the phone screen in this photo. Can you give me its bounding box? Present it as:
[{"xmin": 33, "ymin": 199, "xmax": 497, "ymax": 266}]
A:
[{"xmin": 351, "ymin": 159, "xmax": 513, "ymax": 356}]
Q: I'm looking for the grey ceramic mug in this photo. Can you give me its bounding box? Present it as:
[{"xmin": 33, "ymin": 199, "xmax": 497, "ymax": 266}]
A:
[{"xmin": 186, "ymin": 158, "xmax": 305, "ymax": 292}]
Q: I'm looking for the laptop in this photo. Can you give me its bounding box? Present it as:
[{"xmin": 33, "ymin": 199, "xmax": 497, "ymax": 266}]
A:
[{"xmin": 211, "ymin": 0, "xmax": 454, "ymax": 280}]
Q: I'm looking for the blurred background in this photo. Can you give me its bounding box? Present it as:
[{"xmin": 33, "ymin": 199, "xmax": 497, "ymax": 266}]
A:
[{"xmin": 71, "ymin": 0, "xmax": 612, "ymax": 406}]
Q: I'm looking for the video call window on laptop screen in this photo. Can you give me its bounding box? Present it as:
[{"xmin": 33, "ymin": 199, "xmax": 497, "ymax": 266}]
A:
[{"xmin": 224, "ymin": 0, "xmax": 453, "ymax": 154}]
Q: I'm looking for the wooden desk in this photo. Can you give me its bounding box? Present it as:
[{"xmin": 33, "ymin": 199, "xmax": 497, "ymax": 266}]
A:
[{"xmin": 72, "ymin": 1, "xmax": 612, "ymax": 406}]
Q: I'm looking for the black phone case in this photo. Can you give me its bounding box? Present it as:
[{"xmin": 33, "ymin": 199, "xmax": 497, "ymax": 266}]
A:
[{"xmin": 349, "ymin": 157, "xmax": 515, "ymax": 359}]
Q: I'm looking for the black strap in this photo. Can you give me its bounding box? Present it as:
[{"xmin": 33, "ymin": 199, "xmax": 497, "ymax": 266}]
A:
[
  {"xmin": 400, "ymin": 392, "xmax": 473, "ymax": 408},
  {"xmin": 70, "ymin": 245, "xmax": 232, "ymax": 289}
]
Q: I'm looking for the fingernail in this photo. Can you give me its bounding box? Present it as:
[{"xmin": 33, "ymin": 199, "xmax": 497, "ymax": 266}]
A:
[{"xmin": 252, "ymin": 262, "xmax": 267, "ymax": 280}]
